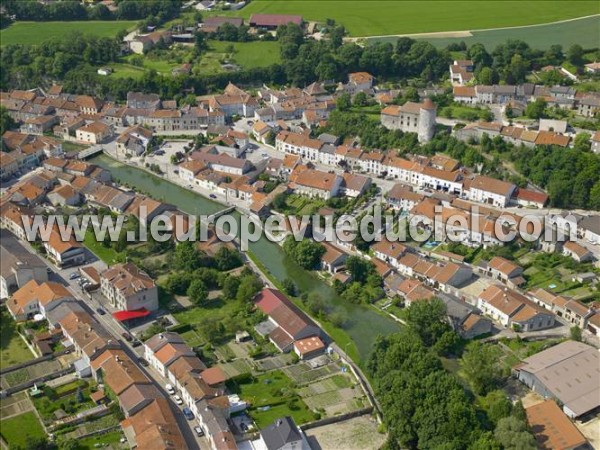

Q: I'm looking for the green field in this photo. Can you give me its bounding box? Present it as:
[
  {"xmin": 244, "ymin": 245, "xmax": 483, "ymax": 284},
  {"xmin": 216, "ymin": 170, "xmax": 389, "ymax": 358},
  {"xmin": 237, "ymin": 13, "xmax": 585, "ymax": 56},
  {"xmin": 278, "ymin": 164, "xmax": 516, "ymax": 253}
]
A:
[
  {"xmin": 109, "ymin": 40, "xmax": 281, "ymax": 79},
  {"xmin": 229, "ymin": 371, "xmax": 315, "ymax": 428},
  {"xmin": 0, "ymin": 311, "xmax": 35, "ymax": 369},
  {"xmin": 0, "ymin": 21, "xmax": 137, "ymax": 46},
  {"xmin": 370, "ymin": 14, "xmax": 600, "ymax": 49},
  {"xmin": 83, "ymin": 230, "xmax": 125, "ymax": 265},
  {"xmin": 0, "ymin": 411, "xmax": 46, "ymax": 448},
  {"xmin": 225, "ymin": 1, "xmax": 598, "ymax": 37}
]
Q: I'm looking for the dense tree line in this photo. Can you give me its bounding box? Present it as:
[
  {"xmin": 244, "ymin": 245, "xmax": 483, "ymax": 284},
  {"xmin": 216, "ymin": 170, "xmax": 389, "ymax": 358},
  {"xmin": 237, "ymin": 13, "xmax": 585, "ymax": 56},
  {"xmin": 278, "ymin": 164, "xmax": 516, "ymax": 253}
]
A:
[
  {"xmin": 0, "ymin": 33, "xmax": 121, "ymax": 88},
  {"xmin": 2, "ymin": 0, "xmax": 182, "ymax": 22},
  {"xmin": 282, "ymin": 236, "xmax": 326, "ymax": 270},
  {"xmin": 511, "ymin": 144, "xmax": 600, "ymax": 209},
  {"xmin": 367, "ymin": 299, "xmax": 535, "ymax": 449}
]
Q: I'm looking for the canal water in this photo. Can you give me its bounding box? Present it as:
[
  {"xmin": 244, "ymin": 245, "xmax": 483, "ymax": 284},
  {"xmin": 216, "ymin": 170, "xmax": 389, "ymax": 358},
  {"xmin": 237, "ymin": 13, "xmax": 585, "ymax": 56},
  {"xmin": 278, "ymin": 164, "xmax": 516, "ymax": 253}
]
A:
[{"xmin": 91, "ymin": 154, "xmax": 400, "ymax": 360}]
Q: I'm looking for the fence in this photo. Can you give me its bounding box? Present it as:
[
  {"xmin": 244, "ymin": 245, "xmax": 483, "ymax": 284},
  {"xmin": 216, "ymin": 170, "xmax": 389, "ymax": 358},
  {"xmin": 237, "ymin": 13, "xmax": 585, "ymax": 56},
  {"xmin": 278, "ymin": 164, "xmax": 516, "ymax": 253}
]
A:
[
  {"xmin": 0, "ymin": 348, "xmax": 70, "ymax": 375},
  {"xmin": 299, "ymin": 407, "xmax": 373, "ymax": 431},
  {"xmin": 1, "ymin": 365, "xmax": 75, "ymax": 397}
]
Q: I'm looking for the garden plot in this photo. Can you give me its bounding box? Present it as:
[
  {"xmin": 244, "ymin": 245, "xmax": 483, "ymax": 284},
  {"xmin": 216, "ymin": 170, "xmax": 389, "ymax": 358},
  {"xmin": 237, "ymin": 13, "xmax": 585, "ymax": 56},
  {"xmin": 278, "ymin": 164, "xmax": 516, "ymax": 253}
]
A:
[
  {"xmin": 0, "ymin": 392, "xmax": 33, "ymax": 420},
  {"xmin": 1, "ymin": 358, "xmax": 67, "ymax": 389},
  {"xmin": 217, "ymin": 359, "xmax": 255, "ymax": 379},
  {"xmin": 254, "ymin": 353, "xmax": 295, "ymax": 372},
  {"xmin": 298, "ymin": 375, "xmax": 366, "ymax": 415},
  {"xmin": 283, "ymin": 361, "xmax": 341, "ymax": 385}
]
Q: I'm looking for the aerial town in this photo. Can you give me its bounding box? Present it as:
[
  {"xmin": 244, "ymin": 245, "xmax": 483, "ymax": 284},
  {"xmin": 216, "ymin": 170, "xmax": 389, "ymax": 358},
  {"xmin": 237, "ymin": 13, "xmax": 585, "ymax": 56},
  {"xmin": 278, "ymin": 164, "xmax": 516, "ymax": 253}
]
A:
[{"xmin": 0, "ymin": 1, "xmax": 599, "ymax": 450}]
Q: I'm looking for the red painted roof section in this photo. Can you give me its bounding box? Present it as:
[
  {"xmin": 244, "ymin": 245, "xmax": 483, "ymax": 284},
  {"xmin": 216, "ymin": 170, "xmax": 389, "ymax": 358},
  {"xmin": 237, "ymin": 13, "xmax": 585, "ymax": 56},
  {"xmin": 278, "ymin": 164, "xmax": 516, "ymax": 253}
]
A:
[
  {"xmin": 112, "ymin": 308, "xmax": 150, "ymax": 321},
  {"xmin": 255, "ymin": 288, "xmax": 290, "ymax": 314}
]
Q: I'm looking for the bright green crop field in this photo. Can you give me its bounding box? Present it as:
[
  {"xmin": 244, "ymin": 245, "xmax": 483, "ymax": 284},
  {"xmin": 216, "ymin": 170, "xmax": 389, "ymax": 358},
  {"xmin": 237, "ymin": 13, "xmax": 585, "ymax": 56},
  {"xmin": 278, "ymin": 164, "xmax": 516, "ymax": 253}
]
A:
[
  {"xmin": 224, "ymin": 1, "xmax": 598, "ymax": 37},
  {"xmin": 0, "ymin": 21, "xmax": 137, "ymax": 46},
  {"xmin": 369, "ymin": 14, "xmax": 600, "ymax": 49}
]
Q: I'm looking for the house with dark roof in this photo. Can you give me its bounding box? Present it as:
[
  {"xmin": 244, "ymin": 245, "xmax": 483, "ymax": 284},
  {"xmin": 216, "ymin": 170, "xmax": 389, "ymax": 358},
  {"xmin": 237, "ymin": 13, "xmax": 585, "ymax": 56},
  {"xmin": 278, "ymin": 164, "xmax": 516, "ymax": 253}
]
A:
[
  {"xmin": 259, "ymin": 416, "xmax": 310, "ymax": 450},
  {"xmin": 1, "ymin": 229, "xmax": 48, "ymax": 299}
]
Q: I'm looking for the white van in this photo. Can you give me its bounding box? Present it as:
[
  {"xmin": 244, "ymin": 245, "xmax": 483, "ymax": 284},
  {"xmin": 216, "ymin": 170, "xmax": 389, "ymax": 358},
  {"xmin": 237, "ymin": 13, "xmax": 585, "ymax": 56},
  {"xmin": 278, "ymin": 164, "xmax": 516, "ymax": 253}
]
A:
[{"xmin": 165, "ymin": 384, "xmax": 175, "ymax": 395}]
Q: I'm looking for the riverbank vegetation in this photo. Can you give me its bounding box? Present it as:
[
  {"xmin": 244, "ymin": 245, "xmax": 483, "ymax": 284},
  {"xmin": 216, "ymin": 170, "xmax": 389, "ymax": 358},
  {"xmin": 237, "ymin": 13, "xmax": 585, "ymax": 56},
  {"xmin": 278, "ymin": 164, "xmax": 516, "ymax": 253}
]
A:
[{"xmin": 368, "ymin": 298, "xmax": 536, "ymax": 449}]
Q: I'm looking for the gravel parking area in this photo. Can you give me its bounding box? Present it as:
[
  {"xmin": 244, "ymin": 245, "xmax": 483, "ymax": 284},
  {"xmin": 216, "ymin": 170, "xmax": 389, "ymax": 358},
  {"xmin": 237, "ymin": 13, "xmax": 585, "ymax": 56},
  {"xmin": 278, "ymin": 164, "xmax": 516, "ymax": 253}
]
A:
[{"xmin": 305, "ymin": 415, "xmax": 386, "ymax": 450}]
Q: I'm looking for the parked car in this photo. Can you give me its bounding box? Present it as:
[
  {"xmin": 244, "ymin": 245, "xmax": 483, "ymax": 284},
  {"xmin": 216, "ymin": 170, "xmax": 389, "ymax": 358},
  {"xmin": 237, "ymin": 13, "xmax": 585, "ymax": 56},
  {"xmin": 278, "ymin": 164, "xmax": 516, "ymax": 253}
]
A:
[
  {"xmin": 96, "ymin": 307, "xmax": 106, "ymax": 315},
  {"xmin": 121, "ymin": 332, "xmax": 133, "ymax": 342},
  {"xmin": 46, "ymin": 267, "xmax": 53, "ymax": 274},
  {"xmin": 182, "ymin": 408, "xmax": 194, "ymax": 420},
  {"xmin": 174, "ymin": 395, "xmax": 183, "ymax": 405},
  {"xmin": 69, "ymin": 272, "xmax": 80, "ymax": 280},
  {"xmin": 132, "ymin": 340, "xmax": 142, "ymax": 348},
  {"xmin": 165, "ymin": 384, "xmax": 176, "ymax": 395},
  {"xmin": 194, "ymin": 426, "xmax": 204, "ymax": 437},
  {"xmin": 138, "ymin": 357, "xmax": 149, "ymax": 367},
  {"xmin": 209, "ymin": 194, "xmax": 217, "ymax": 199}
]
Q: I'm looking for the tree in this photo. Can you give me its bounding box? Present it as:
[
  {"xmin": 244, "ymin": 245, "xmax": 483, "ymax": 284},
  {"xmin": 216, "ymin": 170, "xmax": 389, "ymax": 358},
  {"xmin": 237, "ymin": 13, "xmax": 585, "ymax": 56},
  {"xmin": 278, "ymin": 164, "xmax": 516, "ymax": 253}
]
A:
[
  {"xmin": 235, "ymin": 274, "xmax": 262, "ymax": 302},
  {"xmin": 336, "ymin": 93, "xmax": 351, "ymax": 111},
  {"xmin": 461, "ymin": 341, "xmax": 503, "ymax": 395},
  {"xmin": 524, "ymin": 98, "xmax": 547, "ymax": 119},
  {"xmin": 272, "ymin": 192, "xmax": 288, "ymax": 210},
  {"xmin": 494, "ymin": 416, "xmax": 536, "ymax": 450},
  {"xmin": 567, "ymin": 44, "xmax": 584, "ymax": 67},
  {"xmin": 0, "ymin": 106, "xmax": 16, "ymax": 135},
  {"xmin": 305, "ymin": 292, "xmax": 326, "ymax": 315},
  {"xmin": 214, "ymin": 246, "xmax": 243, "ymax": 271},
  {"xmin": 345, "ymin": 256, "xmax": 373, "ymax": 284},
  {"xmin": 283, "ymin": 236, "xmax": 325, "ymax": 270},
  {"xmin": 195, "ymin": 32, "xmax": 208, "ymax": 52},
  {"xmin": 573, "ymin": 132, "xmax": 591, "ymax": 152},
  {"xmin": 187, "ymin": 279, "xmax": 208, "ymax": 305},
  {"xmin": 282, "ymin": 278, "xmax": 296, "ymax": 296},
  {"xmin": 174, "ymin": 241, "xmax": 203, "ymax": 270},
  {"xmin": 481, "ymin": 390, "xmax": 513, "ymax": 425},
  {"xmin": 221, "ymin": 275, "xmax": 241, "ymax": 300},
  {"xmin": 404, "ymin": 298, "xmax": 451, "ymax": 346},
  {"xmin": 59, "ymin": 439, "xmax": 79, "ymax": 450},
  {"xmin": 477, "ymin": 67, "xmax": 497, "ymax": 85},
  {"xmin": 570, "ymin": 326, "xmax": 582, "ymax": 342},
  {"xmin": 164, "ymin": 272, "xmax": 192, "ymax": 295},
  {"xmin": 353, "ymin": 91, "xmax": 368, "ymax": 107}
]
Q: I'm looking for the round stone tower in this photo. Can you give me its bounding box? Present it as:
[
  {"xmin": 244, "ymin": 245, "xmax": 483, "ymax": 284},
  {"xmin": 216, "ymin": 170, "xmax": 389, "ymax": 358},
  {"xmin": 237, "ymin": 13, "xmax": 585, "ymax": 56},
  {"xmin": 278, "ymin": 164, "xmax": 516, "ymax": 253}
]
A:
[{"xmin": 418, "ymin": 98, "xmax": 437, "ymax": 143}]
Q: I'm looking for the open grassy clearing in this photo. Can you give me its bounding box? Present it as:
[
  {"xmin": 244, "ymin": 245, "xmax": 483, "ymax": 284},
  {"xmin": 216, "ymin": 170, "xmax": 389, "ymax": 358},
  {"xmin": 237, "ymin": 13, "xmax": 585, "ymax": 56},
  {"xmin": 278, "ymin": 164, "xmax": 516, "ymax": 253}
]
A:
[
  {"xmin": 0, "ymin": 21, "xmax": 137, "ymax": 46},
  {"xmin": 83, "ymin": 230, "xmax": 125, "ymax": 265},
  {"xmin": 228, "ymin": 370, "xmax": 315, "ymax": 428},
  {"xmin": 370, "ymin": 14, "xmax": 600, "ymax": 49},
  {"xmin": 0, "ymin": 411, "xmax": 46, "ymax": 448},
  {"xmin": 74, "ymin": 431, "xmax": 125, "ymax": 450},
  {"xmin": 108, "ymin": 40, "xmax": 281, "ymax": 79},
  {"xmin": 0, "ymin": 311, "xmax": 35, "ymax": 369},
  {"xmin": 224, "ymin": 1, "xmax": 597, "ymax": 37}
]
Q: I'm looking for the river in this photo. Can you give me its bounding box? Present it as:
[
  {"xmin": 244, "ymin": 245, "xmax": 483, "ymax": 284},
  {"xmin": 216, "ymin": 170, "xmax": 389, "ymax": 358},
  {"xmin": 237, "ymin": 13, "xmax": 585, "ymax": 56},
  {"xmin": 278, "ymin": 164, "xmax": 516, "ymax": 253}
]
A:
[{"xmin": 91, "ymin": 154, "xmax": 400, "ymax": 361}]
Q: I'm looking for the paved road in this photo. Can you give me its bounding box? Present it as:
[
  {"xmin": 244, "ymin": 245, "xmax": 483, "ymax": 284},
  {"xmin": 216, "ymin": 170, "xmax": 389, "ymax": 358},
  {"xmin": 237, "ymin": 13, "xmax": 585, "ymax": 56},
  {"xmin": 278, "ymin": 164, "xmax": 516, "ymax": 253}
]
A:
[{"xmin": 16, "ymin": 238, "xmax": 206, "ymax": 450}]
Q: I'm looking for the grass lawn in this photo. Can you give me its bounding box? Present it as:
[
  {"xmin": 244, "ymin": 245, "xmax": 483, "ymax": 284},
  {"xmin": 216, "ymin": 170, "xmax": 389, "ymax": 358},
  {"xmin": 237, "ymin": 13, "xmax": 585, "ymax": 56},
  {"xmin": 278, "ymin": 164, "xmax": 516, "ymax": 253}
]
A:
[
  {"xmin": 371, "ymin": 14, "xmax": 600, "ymax": 49},
  {"xmin": 229, "ymin": 371, "xmax": 314, "ymax": 428},
  {"xmin": 83, "ymin": 230, "xmax": 125, "ymax": 265},
  {"xmin": 76, "ymin": 431, "xmax": 124, "ymax": 450},
  {"xmin": 0, "ymin": 20, "xmax": 137, "ymax": 46},
  {"xmin": 33, "ymin": 380, "xmax": 95, "ymax": 423},
  {"xmin": 223, "ymin": 1, "xmax": 597, "ymax": 37},
  {"xmin": 108, "ymin": 40, "xmax": 281, "ymax": 79},
  {"xmin": 61, "ymin": 141, "xmax": 88, "ymax": 153},
  {"xmin": 0, "ymin": 311, "xmax": 36, "ymax": 369},
  {"xmin": 208, "ymin": 40, "xmax": 281, "ymax": 68},
  {"xmin": 0, "ymin": 411, "xmax": 46, "ymax": 448}
]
